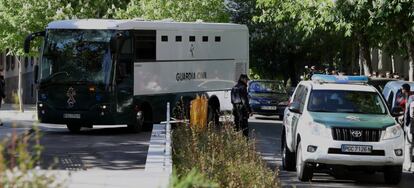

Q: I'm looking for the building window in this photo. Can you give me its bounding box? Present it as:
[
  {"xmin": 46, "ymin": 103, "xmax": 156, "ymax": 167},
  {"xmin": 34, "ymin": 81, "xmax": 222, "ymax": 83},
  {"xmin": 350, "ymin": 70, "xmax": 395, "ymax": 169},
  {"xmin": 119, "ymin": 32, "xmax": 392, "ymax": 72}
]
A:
[
  {"xmin": 0, "ymin": 53, "xmax": 3, "ymax": 71},
  {"xmin": 161, "ymin": 35, "xmax": 168, "ymax": 42},
  {"xmin": 215, "ymin": 36, "xmax": 221, "ymax": 42},
  {"xmin": 176, "ymin": 36, "xmax": 182, "ymax": 42},
  {"xmin": 11, "ymin": 56, "xmax": 15, "ymax": 70},
  {"xmin": 24, "ymin": 57, "xmax": 29, "ymax": 68},
  {"xmin": 189, "ymin": 36, "xmax": 196, "ymax": 42},
  {"xmin": 202, "ymin": 36, "xmax": 208, "ymax": 42}
]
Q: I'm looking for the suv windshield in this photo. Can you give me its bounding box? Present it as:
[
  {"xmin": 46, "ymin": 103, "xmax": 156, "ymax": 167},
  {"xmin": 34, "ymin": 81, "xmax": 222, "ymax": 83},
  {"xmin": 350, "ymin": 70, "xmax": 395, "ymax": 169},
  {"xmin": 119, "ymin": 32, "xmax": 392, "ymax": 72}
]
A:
[
  {"xmin": 248, "ymin": 81, "xmax": 287, "ymax": 94},
  {"xmin": 40, "ymin": 29, "xmax": 114, "ymax": 85},
  {"xmin": 308, "ymin": 90, "xmax": 387, "ymax": 114}
]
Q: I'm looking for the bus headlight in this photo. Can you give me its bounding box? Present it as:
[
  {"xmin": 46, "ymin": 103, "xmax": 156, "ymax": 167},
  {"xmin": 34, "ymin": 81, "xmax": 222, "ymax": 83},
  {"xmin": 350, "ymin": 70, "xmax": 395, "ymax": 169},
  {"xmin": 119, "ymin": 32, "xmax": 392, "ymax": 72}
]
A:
[
  {"xmin": 309, "ymin": 122, "xmax": 331, "ymax": 138},
  {"xmin": 383, "ymin": 125, "xmax": 402, "ymax": 140}
]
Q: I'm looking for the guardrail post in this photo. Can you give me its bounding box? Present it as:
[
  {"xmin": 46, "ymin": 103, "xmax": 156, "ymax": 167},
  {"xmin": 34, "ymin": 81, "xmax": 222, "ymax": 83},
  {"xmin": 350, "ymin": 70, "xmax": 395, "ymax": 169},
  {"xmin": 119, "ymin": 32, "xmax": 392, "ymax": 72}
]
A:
[{"xmin": 165, "ymin": 102, "xmax": 172, "ymax": 172}]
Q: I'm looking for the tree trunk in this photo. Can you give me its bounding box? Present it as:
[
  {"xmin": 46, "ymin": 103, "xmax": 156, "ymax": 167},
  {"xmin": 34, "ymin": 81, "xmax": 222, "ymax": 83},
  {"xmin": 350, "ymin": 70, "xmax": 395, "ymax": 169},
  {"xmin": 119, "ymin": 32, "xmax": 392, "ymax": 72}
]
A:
[
  {"xmin": 358, "ymin": 34, "xmax": 372, "ymax": 76},
  {"xmin": 408, "ymin": 41, "xmax": 414, "ymax": 81},
  {"xmin": 17, "ymin": 57, "xmax": 24, "ymax": 112}
]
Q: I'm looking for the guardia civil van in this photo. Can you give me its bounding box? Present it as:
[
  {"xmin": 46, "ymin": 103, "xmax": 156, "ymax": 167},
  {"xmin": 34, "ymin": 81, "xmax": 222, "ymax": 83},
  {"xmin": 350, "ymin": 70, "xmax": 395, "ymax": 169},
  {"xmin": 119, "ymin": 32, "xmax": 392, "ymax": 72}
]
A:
[
  {"xmin": 282, "ymin": 74, "xmax": 404, "ymax": 184},
  {"xmin": 23, "ymin": 19, "xmax": 248, "ymax": 133}
]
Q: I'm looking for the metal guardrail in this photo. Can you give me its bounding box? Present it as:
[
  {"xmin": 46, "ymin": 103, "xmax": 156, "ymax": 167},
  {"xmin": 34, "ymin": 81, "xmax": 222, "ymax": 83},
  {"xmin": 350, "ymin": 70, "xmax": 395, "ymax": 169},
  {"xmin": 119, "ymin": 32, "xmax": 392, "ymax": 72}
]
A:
[{"xmin": 144, "ymin": 102, "xmax": 173, "ymax": 187}]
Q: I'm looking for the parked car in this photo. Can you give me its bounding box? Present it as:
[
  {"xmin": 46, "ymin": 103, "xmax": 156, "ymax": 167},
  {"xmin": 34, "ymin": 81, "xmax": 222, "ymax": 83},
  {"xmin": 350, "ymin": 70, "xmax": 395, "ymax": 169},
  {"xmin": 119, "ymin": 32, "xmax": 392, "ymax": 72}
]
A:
[
  {"xmin": 248, "ymin": 80, "xmax": 289, "ymax": 118},
  {"xmin": 368, "ymin": 78, "xmax": 397, "ymax": 93}
]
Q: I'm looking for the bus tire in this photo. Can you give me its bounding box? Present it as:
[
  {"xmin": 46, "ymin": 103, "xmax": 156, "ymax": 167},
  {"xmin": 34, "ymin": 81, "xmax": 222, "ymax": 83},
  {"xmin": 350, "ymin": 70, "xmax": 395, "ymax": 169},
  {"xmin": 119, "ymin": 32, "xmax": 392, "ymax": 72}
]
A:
[
  {"xmin": 128, "ymin": 111, "xmax": 143, "ymax": 133},
  {"xmin": 142, "ymin": 104, "xmax": 153, "ymax": 132},
  {"xmin": 67, "ymin": 124, "xmax": 81, "ymax": 133}
]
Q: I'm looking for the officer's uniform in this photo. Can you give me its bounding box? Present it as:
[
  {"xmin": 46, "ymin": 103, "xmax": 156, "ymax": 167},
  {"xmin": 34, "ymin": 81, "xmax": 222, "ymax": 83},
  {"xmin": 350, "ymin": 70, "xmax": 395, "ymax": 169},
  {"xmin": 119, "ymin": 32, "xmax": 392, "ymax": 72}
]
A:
[
  {"xmin": 403, "ymin": 95, "xmax": 414, "ymax": 170},
  {"xmin": 231, "ymin": 80, "xmax": 251, "ymax": 137}
]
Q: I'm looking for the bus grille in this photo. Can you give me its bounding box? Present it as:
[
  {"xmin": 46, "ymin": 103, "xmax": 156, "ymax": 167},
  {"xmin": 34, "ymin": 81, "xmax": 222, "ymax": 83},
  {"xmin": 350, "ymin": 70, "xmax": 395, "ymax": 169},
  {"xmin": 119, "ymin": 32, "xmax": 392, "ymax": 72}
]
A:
[{"xmin": 332, "ymin": 128, "xmax": 382, "ymax": 142}]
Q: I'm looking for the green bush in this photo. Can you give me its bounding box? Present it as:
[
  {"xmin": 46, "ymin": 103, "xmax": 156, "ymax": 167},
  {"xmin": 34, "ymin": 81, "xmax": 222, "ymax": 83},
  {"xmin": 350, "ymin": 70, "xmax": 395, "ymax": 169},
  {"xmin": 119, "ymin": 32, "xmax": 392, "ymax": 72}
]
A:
[{"xmin": 172, "ymin": 122, "xmax": 280, "ymax": 188}]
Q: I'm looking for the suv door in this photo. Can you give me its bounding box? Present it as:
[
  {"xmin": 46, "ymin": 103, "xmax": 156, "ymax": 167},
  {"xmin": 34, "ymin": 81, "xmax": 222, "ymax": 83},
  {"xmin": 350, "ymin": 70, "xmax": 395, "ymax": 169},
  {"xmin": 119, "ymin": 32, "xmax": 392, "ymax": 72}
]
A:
[{"xmin": 285, "ymin": 85, "xmax": 306, "ymax": 150}]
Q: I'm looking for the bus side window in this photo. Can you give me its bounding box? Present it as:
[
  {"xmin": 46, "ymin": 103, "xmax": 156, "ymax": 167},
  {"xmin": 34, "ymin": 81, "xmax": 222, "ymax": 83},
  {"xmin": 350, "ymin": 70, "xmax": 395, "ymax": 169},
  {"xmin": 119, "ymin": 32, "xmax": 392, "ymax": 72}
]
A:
[
  {"xmin": 117, "ymin": 38, "xmax": 133, "ymax": 84},
  {"xmin": 134, "ymin": 30, "xmax": 156, "ymax": 62}
]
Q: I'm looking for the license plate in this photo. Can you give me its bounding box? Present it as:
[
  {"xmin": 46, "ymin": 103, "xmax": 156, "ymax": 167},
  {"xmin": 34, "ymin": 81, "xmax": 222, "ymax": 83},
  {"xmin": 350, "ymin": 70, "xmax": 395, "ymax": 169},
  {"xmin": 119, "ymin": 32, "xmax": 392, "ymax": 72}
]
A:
[
  {"xmin": 341, "ymin": 145, "xmax": 372, "ymax": 153},
  {"xmin": 63, "ymin": 113, "xmax": 81, "ymax": 119},
  {"xmin": 261, "ymin": 106, "xmax": 277, "ymax": 110}
]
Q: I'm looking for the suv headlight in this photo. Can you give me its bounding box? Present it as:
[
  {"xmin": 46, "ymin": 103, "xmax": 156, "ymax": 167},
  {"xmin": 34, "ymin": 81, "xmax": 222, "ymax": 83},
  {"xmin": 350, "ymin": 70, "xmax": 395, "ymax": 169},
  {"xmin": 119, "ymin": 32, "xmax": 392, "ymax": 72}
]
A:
[
  {"xmin": 309, "ymin": 122, "xmax": 331, "ymax": 138},
  {"xmin": 383, "ymin": 125, "xmax": 403, "ymax": 140}
]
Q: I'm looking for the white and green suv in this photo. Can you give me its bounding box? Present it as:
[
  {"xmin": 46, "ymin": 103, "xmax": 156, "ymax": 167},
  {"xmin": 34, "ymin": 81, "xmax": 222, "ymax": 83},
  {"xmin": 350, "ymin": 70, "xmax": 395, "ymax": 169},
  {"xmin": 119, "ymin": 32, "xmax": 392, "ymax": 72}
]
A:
[{"xmin": 282, "ymin": 75, "xmax": 404, "ymax": 184}]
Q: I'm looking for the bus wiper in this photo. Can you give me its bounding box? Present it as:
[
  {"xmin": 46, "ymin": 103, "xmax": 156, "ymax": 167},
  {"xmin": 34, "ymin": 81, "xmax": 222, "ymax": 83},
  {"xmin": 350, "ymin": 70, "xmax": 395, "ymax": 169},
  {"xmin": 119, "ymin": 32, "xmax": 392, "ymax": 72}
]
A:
[{"xmin": 43, "ymin": 71, "xmax": 69, "ymax": 83}]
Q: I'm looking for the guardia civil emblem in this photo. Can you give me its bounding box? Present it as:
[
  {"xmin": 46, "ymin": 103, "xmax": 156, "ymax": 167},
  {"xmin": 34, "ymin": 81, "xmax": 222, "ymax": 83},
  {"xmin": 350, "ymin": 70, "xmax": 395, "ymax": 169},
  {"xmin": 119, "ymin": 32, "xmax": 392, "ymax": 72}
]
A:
[{"xmin": 66, "ymin": 87, "xmax": 76, "ymax": 108}]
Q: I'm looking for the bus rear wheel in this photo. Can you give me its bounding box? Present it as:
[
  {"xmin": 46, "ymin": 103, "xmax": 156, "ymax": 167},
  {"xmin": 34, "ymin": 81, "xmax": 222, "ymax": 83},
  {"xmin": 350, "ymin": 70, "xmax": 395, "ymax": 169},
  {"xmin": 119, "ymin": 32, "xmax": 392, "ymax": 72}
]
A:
[
  {"xmin": 128, "ymin": 111, "xmax": 143, "ymax": 133},
  {"xmin": 67, "ymin": 124, "xmax": 81, "ymax": 133}
]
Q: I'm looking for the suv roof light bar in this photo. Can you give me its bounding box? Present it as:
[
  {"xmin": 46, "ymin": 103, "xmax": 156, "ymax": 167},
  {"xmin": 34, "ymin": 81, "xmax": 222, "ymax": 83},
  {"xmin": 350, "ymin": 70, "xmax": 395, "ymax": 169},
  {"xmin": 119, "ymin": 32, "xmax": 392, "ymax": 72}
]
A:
[{"xmin": 311, "ymin": 74, "xmax": 368, "ymax": 84}]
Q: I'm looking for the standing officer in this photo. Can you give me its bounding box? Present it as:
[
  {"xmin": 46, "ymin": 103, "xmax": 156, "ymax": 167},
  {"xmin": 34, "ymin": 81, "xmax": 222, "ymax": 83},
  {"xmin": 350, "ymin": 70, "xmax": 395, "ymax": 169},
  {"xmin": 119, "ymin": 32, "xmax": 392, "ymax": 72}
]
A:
[{"xmin": 231, "ymin": 74, "xmax": 251, "ymax": 137}]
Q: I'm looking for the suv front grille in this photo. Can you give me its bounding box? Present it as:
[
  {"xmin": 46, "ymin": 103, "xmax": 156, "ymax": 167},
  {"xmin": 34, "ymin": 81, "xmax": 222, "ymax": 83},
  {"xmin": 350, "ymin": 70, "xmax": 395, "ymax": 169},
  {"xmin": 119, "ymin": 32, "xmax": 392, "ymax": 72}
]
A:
[{"xmin": 332, "ymin": 128, "xmax": 382, "ymax": 142}]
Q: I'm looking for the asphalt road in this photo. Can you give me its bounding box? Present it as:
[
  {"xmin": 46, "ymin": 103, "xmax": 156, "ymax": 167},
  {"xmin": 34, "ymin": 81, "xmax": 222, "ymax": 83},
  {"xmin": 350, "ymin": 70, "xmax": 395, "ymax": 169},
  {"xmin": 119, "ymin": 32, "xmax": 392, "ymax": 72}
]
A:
[
  {"xmin": 249, "ymin": 115, "xmax": 414, "ymax": 188},
  {"xmin": 36, "ymin": 124, "xmax": 151, "ymax": 171}
]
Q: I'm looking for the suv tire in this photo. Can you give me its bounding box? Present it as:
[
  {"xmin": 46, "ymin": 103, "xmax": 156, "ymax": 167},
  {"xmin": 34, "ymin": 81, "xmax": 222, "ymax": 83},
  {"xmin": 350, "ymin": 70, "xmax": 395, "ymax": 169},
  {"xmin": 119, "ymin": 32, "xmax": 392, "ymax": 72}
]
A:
[
  {"xmin": 384, "ymin": 165, "xmax": 402, "ymax": 185},
  {"xmin": 282, "ymin": 134, "xmax": 296, "ymax": 171},
  {"xmin": 296, "ymin": 141, "xmax": 313, "ymax": 181}
]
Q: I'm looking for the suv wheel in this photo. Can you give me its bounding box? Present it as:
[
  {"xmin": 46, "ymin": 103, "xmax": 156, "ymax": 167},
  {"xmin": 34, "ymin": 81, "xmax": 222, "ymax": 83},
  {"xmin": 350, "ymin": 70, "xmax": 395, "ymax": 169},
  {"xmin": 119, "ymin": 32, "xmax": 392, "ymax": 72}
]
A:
[
  {"xmin": 384, "ymin": 165, "xmax": 402, "ymax": 185},
  {"xmin": 296, "ymin": 141, "xmax": 313, "ymax": 181},
  {"xmin": 282, "ymin": 134, "xmax": 296, "ymax": 171}
]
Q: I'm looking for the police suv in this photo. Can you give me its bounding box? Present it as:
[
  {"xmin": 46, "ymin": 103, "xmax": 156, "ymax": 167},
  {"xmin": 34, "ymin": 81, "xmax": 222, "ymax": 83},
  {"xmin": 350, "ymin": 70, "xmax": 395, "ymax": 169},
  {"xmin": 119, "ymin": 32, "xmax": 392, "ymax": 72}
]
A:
[{"xmin": 282, "ymin": 75, "xmax": 404, "ymax": 184}]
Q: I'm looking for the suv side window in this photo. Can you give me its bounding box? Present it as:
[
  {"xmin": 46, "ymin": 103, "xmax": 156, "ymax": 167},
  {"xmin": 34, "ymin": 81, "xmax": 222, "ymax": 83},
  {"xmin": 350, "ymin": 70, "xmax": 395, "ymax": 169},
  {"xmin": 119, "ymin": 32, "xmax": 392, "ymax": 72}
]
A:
[
  {"xmin": 292, "ymin": 85, "xmax": 304, "ymax": 103},
  {"xmin": 299, "ymin": 87, "xmax": 308, "ymax": 113}
]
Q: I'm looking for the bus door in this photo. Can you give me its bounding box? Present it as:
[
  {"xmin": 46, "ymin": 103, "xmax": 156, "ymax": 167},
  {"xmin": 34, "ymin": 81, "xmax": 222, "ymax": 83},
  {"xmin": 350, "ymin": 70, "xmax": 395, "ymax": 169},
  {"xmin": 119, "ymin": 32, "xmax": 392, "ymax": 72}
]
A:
[{"xmin": 115, "ymin": 31, "xmax": 134, "ymax": 114}]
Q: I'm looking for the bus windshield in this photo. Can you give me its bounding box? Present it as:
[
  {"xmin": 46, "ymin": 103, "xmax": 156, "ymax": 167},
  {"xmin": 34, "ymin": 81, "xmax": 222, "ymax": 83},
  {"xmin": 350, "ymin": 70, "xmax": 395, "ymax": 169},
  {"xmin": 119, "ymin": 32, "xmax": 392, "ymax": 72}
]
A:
[{"xmin": 40, "ymin": 29, "xmax": 114, "ymax": 85}]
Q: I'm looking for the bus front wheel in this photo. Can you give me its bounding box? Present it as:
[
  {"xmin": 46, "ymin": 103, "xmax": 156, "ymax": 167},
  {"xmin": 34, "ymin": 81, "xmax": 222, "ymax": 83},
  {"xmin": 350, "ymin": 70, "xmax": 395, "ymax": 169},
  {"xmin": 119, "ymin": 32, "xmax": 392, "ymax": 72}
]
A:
[{"xmin": 67, "ymin": 124, "xmax": 81, "ymax": 133}]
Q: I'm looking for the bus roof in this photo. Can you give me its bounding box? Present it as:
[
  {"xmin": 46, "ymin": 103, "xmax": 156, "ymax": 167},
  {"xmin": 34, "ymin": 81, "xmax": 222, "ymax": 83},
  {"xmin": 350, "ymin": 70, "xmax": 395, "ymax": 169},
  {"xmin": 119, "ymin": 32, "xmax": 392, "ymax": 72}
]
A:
[{"xmin": 46, "ymin": 19, "xmax": 248, "ymax": 31}]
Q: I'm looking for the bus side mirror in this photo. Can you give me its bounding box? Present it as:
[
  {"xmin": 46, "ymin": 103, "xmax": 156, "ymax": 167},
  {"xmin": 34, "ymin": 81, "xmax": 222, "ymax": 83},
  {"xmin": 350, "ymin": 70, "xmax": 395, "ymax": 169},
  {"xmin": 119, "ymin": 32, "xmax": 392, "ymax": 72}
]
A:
[
  {"xmin": 110, "ymin": 32, "xmax": 124, "ymax": 54},
  {"xmin": 34, "ymin": 65, "xmax": 39, "ymax": 84},
  {"xmin": 24, "ymin": 31, "xmax": 45, "ymax": 54}
]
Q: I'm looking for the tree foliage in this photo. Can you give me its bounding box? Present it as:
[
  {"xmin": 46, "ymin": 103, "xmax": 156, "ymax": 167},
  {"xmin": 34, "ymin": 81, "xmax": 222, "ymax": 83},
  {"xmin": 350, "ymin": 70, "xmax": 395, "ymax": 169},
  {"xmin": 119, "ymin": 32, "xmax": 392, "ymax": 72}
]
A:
[{"xmin": 114, "ymin": 0, "xmax": 229, "ymax": 22}]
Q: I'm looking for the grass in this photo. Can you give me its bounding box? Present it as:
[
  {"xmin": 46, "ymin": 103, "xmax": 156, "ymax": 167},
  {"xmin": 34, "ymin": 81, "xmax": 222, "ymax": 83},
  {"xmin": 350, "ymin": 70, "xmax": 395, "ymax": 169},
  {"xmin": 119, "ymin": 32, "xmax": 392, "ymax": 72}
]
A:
[{"xmin": 172, "ymin": 120, "xmax": 280, "ymax": 188}]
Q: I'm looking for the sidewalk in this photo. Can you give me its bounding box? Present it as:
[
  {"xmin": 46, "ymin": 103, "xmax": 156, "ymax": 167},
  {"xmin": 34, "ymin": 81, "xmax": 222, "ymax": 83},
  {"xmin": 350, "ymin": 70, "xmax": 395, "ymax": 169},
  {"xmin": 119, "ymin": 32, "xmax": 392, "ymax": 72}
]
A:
[
  {"xmin": 0, "ymin": 103, "xmax": 37, "ymax": 140},
  {"xmin": 0, "ymin": 103, "xmax": 37, "ymax": 121}
]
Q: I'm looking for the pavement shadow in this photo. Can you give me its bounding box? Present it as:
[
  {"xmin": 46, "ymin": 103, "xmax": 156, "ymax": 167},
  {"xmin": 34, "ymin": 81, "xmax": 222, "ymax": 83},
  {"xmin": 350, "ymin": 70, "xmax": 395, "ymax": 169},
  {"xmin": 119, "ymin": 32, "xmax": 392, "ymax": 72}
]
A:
[{"xmin": 37, "ymin": 127, "xmax": 151, "ymax": 171}]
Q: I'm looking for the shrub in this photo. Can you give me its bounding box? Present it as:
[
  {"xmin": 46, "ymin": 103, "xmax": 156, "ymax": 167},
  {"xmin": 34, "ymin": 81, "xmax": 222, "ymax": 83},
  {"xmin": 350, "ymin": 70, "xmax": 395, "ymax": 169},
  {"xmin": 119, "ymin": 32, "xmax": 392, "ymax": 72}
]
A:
[{"xmin": 172, "ymin": 121, "xmax": 280, "ymax": 188}]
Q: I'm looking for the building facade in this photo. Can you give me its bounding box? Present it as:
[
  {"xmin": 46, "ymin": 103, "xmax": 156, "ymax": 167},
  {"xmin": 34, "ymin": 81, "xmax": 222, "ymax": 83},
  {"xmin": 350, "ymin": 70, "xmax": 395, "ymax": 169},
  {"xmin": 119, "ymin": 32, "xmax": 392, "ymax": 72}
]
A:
[{"xmin": 0, "ymin": 53, "xmax": 37, "ymax": 104}]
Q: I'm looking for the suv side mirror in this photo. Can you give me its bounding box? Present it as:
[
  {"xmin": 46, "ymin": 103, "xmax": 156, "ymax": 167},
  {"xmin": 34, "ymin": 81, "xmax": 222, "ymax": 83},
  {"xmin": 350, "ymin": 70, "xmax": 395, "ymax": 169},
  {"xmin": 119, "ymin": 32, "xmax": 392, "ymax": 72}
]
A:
[
  {"xmin": 288, "ymin": 102, "xmax": 301, "ymax": 114},
  {"xmin": 391, "ymin": 107, "xmax": 404, "ymax": 117}
]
